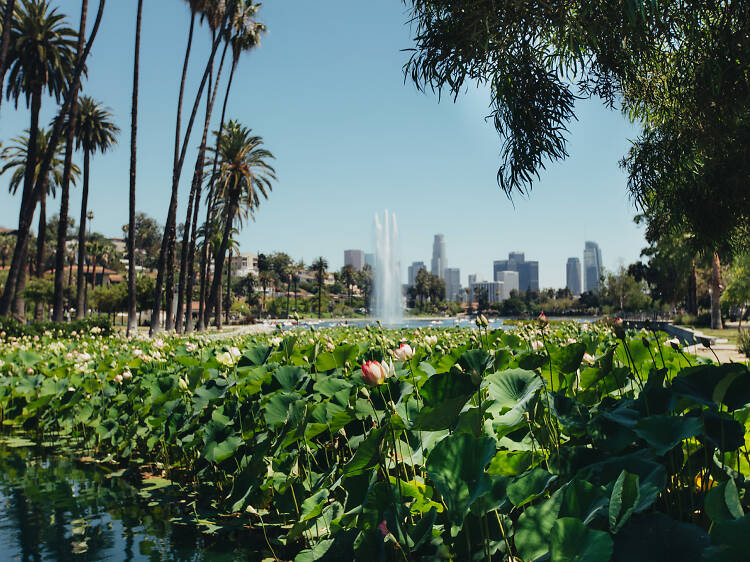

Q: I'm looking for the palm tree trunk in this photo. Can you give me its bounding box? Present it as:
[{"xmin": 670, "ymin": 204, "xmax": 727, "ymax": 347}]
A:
[
  {"xmin": 208, "ymin": 198, "xmax": 237, "ymax": 329},
  {"xmin": 197, "ymin": 56, "xmax": 239, "ymax": 331},
  {"xmin": 53, "ymin": 0, "xmax": 88, "ymax": 322},
  {"xmin": 318, "ymin": 281, "xmax": 322, "ymax": 319},
  {"xmin": 1, "ymin": 88, "xmax": 41, "ymax": 318},
  {"xmin": 711, "ymin": 251, "xmax": 723, "ymax": 330},
  {"xmin": 178, "ymin": 40, "xmax": 228, "ymax": 333},
  {"xmin": 127, "ymin": 0, "xmax": 143, "ymax": 336},
  {"xmin": 13, "ymin": 240, "xmax": 28, "ymax": 321},
  {"xmin": 151, "ymin": 18, "xmax": 227, "ymax": 335},
  {"xmin": 225, "ymin": 248, "xmax": 231, "ymax": 325},
  {"xmin": 75, "ymin": 151, "xmax": 90, "ymax": 320},
  {"xmin": 33, "ymin": 187, "xmax": 47, "ymax": 321},
  {"xmin": 0, "ymin": 0, "xmax": 17, "ymax": 117},
  {"xmin": 286, "ymin": 277, "xmax": 291, "ymax": 318}
]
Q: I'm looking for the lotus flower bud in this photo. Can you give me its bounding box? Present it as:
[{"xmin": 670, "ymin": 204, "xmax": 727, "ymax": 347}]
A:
[
  {"xmin": 613, "ymin": 318, "xmax": 626, "ymax": 340},
  {"xmin": 393, "ymin": 343, "xmax": 414, "ymax": 361},
  {"xmin": 537, "ymin": 312, "xmax": 548, "ymax": 328},
  {"xmin": 361, "ymin": 360, "xmax": 387, "ymax": 386}
]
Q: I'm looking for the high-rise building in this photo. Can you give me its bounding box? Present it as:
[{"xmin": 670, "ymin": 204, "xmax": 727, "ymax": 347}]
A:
[
  {"xmin": 566, "ymin": 257, "xmax": 582, "ymax": 295},
  {"xmin": 344, "ymin": 249, "xmax": 365, "ymax": 271},
  {"xmin": 495, "ymin": 270, "xmax": 519, "ymax": 300},
  {"xmin": 431, "ymin": 234, "xmax": 446, "ymax": 279},
  {"xmin": 444, "ymin": 268, "xmax": 461, "ymax": 301},
  {"xmin": 583, "ymin": 241, "xmax": 603, "ymax": 293},
  {"xmin": 520, "ymin": 261, "xmax": 539, "ymax": 293},
  {"xmin": 364, "ymin": 253, "xmax": 375, "ymax": 268},
  {"xmin": 493, "ymin": 252, "xmax": 538, "ymax": 293},
  {"xmin": 470, "ymin": 280, "xmax": 504, "ymax": 303},
  {"xmin": 408, "ymin": 261, "xmax": 426, "ymax": 286}
]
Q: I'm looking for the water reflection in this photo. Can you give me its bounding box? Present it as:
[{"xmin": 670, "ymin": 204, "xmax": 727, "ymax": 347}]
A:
[{"xmin": 0, "ymin": 446, "xmax": 271, "ymax": 561}]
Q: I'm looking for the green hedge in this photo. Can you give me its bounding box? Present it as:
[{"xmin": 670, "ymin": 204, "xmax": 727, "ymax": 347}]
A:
[{"xmin": 0, "ymin": 315, "xmax": 113, "ymax": 338}]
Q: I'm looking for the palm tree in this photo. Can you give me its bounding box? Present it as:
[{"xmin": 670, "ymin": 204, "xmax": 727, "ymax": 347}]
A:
[
  {"xmin": 127, "ymin": 0, "xmax": 143, "ymax": 335},
  {"xmin": 70, "ymin": 96, "xmax": 119, "ymax": 320},
  {"xmin": 52, "ymin": 0, "xmax": 88, "ymax": 322},
  {"xmin": 256, "ymin": 253, "xmax": 272, "ymax": 317},
  {"xmin": 0, "ymin": 128, "xmax": 78, "ymax": 320},
  {"xmin": 151, "ymin": 1, "xmax": 230, "ymax": 335},
  {"xmin": 196, "ymin": 1, "xmax": 265, "ymax": 330},
  {"xmin": 311, "ymin": 257, "xmax": 328, "ymax": 319},
  {"xmin": 341, "ymin": 264, "xmax": 355, "ymax": 307},
  {"xmin": 0, "ymin": 0, "xmax": 18, "ymax": 115},
  {"xmin": 85, "ymin": 238, "xmax": 104, "ymax": 313},
  {"xmin": 0, "ymin": 0, "xmax": 76, "ymax": 318},
  {"xmin": 206, "ymin": 122, "xmax": 275, "ymax": 328}
]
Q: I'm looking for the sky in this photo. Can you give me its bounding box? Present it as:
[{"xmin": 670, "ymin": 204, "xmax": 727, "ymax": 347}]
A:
[{"xmin": 0, "ymin": 0, "xmax": 646, "ymax": 289}]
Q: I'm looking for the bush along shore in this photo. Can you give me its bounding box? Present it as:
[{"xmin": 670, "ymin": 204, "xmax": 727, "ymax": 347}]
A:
[{"xmin": 1, "ymin": 320, "xmax": 749, "ymax": 560}]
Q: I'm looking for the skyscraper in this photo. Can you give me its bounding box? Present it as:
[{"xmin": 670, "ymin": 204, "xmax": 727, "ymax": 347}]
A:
[
  {"xmin": 444, "ymin": 268, "xmax": 461, "ymax": 301},
  {"xmin": 495, "ymin": 270, "xmax": 519, "ymax": 300},
  {"xmin": 344, "ymin": 249, "xmax": 365, "ymax": 271},
  {"xmin": 566, "ymin": 257, "xmax": 582, "ymax": 295},
  {"xmin": 431, "ymin": 234, "xmax": 446, "ymax": 279},
  {"xmin": 583, "ymin": 241, "xmax": 603, "ymax": 293},
  {"xmin": 408, "ymin": 261, "xmax": 426, "ymax": 286},
  {"xmin": 493, "ymin": 252, "xmax": 538, "ymax": 293},
  {"xmin": 364, "ymin": 253, "xmax": 375, "ymax": 268}
]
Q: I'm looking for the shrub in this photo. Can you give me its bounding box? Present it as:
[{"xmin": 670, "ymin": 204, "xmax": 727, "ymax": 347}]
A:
[
  {"xmin": 0, "ymin": 315, "xmax": 113, "ymax": 338},
  {"xmin": 739, "ymin": 330, "xmax": 750, "ymax": 358}
]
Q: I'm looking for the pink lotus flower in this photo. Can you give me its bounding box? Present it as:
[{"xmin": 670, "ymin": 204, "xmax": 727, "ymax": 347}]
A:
[
  {"xmin": 393, "ymin": 343, "xmax": 414, "ymax": 361},
  {"xmin": 361, "ymin": 360, "xmax": 387, "ymax": 386},
  {"xmin": 537, "ymin": 312, "xmax": 548, "ymax": 327},
  {"xmin": 378, "ymin": 520, "xmax": 390, "ymax": 537}
]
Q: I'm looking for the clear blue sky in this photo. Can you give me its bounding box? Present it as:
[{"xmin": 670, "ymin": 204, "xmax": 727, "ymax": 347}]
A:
[{"xmin": 0, "ymin": 0, "xmax": 645, "ymax": 288}]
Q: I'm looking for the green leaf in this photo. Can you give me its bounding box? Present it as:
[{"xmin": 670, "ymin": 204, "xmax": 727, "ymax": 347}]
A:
[
  {"xmin": 507, "ymin": 467, "xmax": 556, "ymax": 507},
  {"xmin": 613, "ymin": 513, "xmax": 709, "ymax": 561},
  {"xmin": 425, "ymin": 433, "xmax": 496, "ymax": 525},
  {"xmin": 333, "ymin": 344, "xmax": 359, "ymax": 368},
  {"xmin": 609, "ymin": 470, "xmax": 640, "ymax": 533},
  {"xmin": 300, "ymin": 488, "xmax": 330, "ymax": 521},
  {"xmin": 551, "ymin": 342, "xmax": 587, "ymax": 374},
  {"xmin": 634, "ymin": 414, "xmax": 703, "ymax": 456},
  {"xmin": 483, "ymin": 368, "xmax": 543, "ymax": 426},
  {"xmin": 457, "ymin": 349, "xmax": 493, "ymax": 381},
  {"xmin": 239, "ymin": 344, "xmax": 271, "ymax": 366},
  {"xmin": 343, "ymin": 427, "xmax": 385, "ymax": 476},
  {"xmin": 705, "ymin": 479, "xmax": 744, "ymax": 523},
  {"xmin": 273, "ymin": 365, "xmax": 306, "ymax": 391},
  {"xmin": 550, "ymin": 517, "xmax": 614, "ymax": 562},
  {"xmin": 488, "ymin": 450, "xmax": 540, "ymax": 477},
  {"xmin": 515, "ymin": 488, "xmax": 564, "ymax": 561},
  {"xmin": 263, "ymin": 392, "xmax": 302, "ymax": 427}
]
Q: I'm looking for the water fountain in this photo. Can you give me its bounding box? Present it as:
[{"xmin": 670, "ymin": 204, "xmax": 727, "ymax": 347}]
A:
[{"xmin": 373, "ymin": 210, "xmax": 402, "ymax": 325}]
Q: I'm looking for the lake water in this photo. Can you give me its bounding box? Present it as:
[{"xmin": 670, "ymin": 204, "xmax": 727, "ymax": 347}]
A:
[
  {"xmin": 290, "ymin": 316, "xmax": 595, "ymax": 330},
  {"xmin": 0, "ymin": 446, "xmax": 274, "ymax": 561}
]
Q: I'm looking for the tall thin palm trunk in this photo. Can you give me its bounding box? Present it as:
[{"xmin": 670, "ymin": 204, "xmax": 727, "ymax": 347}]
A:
[
  {"xmin": 711, "ymin": 251, "xmax": 723, "ymax": 330},
  {"xmin": 198, "ymin": 56, "xmax": 239, "ymax": 331},
  {"xmin": 53, "ymin": 0, "xmax": 88, "ymax": 322},
  {"xmin": 33, "ymin": 186, "xmax": 47, "ymax": 321},
  {"xmin": 178, "ymin": 39, "xmax": 228, "ymax": 332},
  {"xmin": 225, "ymin": 248, "xmax": 231, "ymax": 325},
  {"xmin": 286, "ymin": 276, "xmax": 291, "ymax": 318},
  {"xmin": 0, "ymin": 0, "xmax": 17, "ymax": 117},
  {"xmin": 209, "ymin": 198, "xmax": 237, "ymax": 329},
  {"xmin": 1, "ymin": 0, "xmax": 106, "ymax": 318},
  {"xmin": 127, "ymin": 0, "xmax": 143, "ymax": 335},
  {"xmin": 75, "ymin": 150, "xmax": 90, "ymax": 319},
  {"xmin": 9, "ymin": 88, "xmax": 42, "ymax": 318},
  {"xmin": 150, "ymin": 21, "xmax": 226, "ymax": 335}
]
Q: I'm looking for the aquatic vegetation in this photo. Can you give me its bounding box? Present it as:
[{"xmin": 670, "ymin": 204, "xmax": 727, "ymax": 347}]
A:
[{"xmin": 1, "ymin": 322, "xmax": 749, "ymax": 560}]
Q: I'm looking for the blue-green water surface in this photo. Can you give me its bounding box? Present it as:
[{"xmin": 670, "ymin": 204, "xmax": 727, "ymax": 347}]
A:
[{"xmin": 0, "ymin": 445, "xmax": 274, "ymax": 561}]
